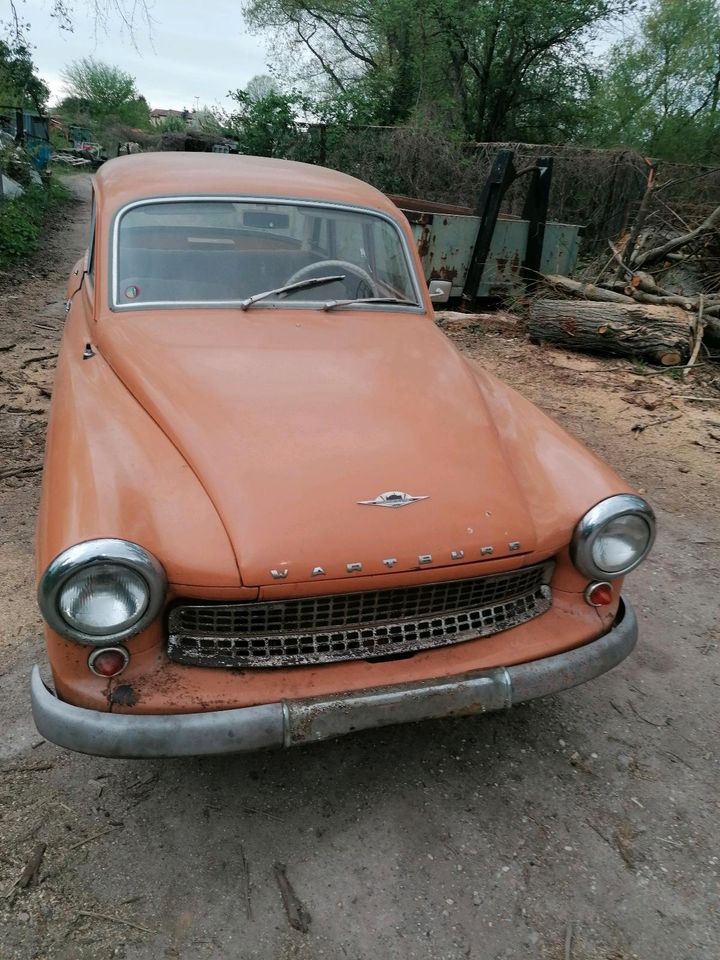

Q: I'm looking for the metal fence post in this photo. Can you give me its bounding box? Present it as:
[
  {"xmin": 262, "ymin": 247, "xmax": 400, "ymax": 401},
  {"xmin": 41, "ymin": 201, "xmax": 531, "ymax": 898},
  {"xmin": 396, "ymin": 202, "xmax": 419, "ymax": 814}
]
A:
[
  {"xmin": 521, "ymin": 157, "xmax": 553, "ymax": 291},
  {"xmin": 461, "ymin": 149, "xmax": 516, "ymax": 307}
]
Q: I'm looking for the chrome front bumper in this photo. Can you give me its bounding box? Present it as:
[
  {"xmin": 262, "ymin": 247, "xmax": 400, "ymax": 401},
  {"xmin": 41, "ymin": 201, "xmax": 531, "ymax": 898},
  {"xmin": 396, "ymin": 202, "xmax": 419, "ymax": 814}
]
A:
[{"xmin": 31, "ymin": 599, "xmax": 637, "ymax": 759}]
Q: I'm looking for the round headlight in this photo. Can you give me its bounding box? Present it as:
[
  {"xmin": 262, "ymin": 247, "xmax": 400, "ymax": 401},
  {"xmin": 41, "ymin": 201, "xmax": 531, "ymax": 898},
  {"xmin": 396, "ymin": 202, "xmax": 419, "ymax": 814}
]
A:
[
  {"xmin": 39, "ymin": 539, "xmax": 167, "ymax": 644},
  {"xmin": 58, "ymin": 563, "xmax": 149, "ymax": 636},
  {"xmin": 571, "ymin": 495, "xmax": 655, "ymax": 580}
]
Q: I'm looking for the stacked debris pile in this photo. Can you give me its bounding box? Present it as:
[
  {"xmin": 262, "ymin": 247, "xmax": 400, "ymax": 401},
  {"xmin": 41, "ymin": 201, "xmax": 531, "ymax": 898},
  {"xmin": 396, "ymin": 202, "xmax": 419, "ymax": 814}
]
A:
[
  {"xmin": 158, "ymin": 129, "xmax": 236, "ymax": 153},
  {"xmin": 528, "ymin": 166, "xmax": 720, "ymax": 369}
]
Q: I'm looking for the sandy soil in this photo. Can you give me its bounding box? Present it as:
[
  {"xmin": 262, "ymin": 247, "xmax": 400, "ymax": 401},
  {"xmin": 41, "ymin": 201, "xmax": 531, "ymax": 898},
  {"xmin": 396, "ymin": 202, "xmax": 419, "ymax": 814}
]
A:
[{"xmin": 0, "ymin": 175, "xmax": 718, "ymax": 960}]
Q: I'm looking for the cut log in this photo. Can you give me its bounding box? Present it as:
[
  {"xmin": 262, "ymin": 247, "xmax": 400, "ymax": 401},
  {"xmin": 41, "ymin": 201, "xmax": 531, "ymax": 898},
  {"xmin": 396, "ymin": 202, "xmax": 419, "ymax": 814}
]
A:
[
  {"xmin": 630, "ymin": 271, "xmax": 671, "ymax": 296},
  {"xmin": 623, "ymin": 287, "xmax": 696, "ymax": 310},
  {"xmin": 541, "ymin": 274, "xmax": 634, "ymax": 304},
  {"xmin": 528, "ymin": 299, "xmax": 693, "ymax": 366},
  {"xmin": 683, "ymin": 295, "xmax": 705, "ymax": 379}
]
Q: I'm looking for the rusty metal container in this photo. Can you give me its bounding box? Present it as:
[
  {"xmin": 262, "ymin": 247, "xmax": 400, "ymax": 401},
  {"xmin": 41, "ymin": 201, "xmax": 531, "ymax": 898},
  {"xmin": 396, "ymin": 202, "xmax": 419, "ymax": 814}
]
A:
[{"xmin": 389, "ymin": 195, "xmax": 583, "ymax": 299}]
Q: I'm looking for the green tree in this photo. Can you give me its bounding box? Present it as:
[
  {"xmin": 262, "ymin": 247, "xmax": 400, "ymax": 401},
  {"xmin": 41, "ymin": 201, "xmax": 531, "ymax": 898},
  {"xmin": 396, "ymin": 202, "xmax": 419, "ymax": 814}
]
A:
[
  {"xmin": 0, "ymin": 40, "xmax": 49, "ymax": 111},
  {"xmin": 227, "ymin": 78, "xmax": 308, "ymax": 155},
  {"xmin": 59, "ymin": 57, "xmax": 150, "ymax": 128},
  {"xmin": 242, "ymin": 0, "xmax": 633, "ymax": 142},
  {"xmin": 155, "ymin": 113, "xmax": 188, "ymax": 133},
  {"xmin": 244, "ymin": 74, "xmax": 279, "ymax": 102},
  {"xmin": 586, "ymin": 0, "xmax": 720, "ymax": 161},
  {"xmin": 194, "ymin": 106, "xmax": 224, "ymax": 134}
]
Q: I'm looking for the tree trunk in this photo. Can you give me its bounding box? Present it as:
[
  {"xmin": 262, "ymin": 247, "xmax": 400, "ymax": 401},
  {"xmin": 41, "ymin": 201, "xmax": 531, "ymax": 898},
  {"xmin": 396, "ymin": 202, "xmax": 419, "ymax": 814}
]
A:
[
  {"xmin": 541, "ymin": 274, "xmax": 634, "ymax": 304},
  {"xmin": 528, "ymin": 299, "xmax": 693, "ymax": 366},
  {"xmin": 630, "ymin": 271, "xmax": 670, "ymax": 296}
]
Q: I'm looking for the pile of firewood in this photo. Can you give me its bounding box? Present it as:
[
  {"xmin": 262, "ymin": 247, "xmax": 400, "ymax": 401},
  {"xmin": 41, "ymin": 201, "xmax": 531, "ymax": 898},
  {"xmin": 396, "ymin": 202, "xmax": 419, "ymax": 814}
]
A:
[{"xmin": 528, "ymin": 202, "xmax": 720, "ymax": 367}]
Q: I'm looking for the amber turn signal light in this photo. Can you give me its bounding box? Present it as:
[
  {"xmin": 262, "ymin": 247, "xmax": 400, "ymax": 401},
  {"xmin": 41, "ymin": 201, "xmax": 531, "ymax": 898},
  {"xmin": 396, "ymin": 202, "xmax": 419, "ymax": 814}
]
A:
[
  {"xmin": 88, "ymin": 647, "xmax": 129, "ymax": 678},
  {"xmin": 585, "ymin": 582, "xmax": 614, "ymax": 607}
]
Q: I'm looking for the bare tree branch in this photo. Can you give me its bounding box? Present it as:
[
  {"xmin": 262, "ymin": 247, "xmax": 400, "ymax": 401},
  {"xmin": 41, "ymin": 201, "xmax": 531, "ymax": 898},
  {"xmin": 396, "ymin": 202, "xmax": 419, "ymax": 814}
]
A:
[
  {"xmin": 301, "ymin": 4, "xmax": 377, "ymax": 69},
  {"xmin": 292, "ymin": 18, "xmax": 346, "ymax": 90},
  {"xmin": 632, "ymin": 204, "xmax": 720, "ymax": 268}
]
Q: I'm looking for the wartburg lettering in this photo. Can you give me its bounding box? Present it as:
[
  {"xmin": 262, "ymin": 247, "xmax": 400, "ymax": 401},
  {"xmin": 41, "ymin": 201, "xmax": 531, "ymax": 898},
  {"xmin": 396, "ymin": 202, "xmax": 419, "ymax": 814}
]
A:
[
  {"xmin": 31, "ymin": 153, "xmax": 655, "ymax": 759},
  {"xmin": 267, "ymin": 542, "xmax": 524, "ymax": 579}
]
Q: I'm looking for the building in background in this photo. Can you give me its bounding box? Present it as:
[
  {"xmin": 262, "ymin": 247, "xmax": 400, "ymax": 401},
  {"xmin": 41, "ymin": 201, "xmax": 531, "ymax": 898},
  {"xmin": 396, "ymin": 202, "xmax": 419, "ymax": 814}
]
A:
[{"xmin": 150, "ymin": 108, "xmax": 197, "ymax": 129}]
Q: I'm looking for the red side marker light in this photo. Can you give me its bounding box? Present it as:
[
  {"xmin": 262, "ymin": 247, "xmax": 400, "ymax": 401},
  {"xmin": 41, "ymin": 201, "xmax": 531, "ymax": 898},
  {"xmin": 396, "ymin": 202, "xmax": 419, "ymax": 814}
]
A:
[
  {"xmin": 88, "ymin": 648, "xmax": 128, "ymax": 677},
  {"xmin": 585, "ymin": 582, "xmax": 614, "ymax": 607}
]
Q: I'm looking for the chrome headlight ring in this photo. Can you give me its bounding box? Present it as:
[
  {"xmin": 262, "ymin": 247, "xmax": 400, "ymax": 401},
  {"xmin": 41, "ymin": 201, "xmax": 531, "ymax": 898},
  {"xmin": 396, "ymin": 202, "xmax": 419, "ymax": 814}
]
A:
[
  {"xmin": 38, "ymin": 539, "xmax": 167, "ymax": 645},
  {"xmin": 571, "ymin": 494, "xmax": 656, "ymax": 580}
]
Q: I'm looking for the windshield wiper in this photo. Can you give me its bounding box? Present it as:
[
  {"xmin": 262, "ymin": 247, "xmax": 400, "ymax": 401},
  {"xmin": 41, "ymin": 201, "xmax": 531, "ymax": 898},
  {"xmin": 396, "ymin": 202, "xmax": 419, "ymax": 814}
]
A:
[
  {"xmin": 322, "ymin": 296, "xmax": 418, "ymax": 311},
  {"xmin": 239, "ymin": 275, "xmax": 345, "ymax": 311}
]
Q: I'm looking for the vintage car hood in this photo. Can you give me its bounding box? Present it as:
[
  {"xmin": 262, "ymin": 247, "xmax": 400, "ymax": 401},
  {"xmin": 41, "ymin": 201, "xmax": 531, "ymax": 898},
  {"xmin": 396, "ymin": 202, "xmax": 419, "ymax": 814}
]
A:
[{"xmin": 97, "ymin": 310, "xmax": 538, "ymax": 586}]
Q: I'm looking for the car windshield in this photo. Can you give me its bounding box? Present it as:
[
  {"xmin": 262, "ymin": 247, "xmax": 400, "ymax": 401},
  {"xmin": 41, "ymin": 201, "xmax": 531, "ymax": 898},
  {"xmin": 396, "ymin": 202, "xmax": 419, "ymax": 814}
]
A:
[{"xmin": 114, "ymin": 199, "xmax": 419, "ymax": 309}]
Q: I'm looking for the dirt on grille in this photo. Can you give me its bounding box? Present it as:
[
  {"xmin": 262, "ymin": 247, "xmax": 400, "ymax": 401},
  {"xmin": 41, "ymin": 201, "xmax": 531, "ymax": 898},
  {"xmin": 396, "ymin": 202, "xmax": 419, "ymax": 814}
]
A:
[{"xmin": 0, "ymin": 175, "xmax": 718, "ymax": 960}]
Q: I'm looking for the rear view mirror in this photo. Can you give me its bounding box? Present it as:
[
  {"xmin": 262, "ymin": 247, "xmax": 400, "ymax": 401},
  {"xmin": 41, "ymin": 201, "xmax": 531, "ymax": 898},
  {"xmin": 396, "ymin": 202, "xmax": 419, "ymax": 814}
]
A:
[
  {"xmin": 428, "ymin": 279, "xmax": 452, "ymax": 303},
  {"xmin": 243, "ymin": 211, "xmax": 290, "ymax": 229}
]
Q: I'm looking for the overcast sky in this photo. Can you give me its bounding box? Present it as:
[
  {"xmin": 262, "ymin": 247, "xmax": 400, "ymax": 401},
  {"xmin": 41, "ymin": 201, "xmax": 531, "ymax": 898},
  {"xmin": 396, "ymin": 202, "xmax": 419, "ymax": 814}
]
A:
[{"xmin": 21, "ymin": 0, "xmax": 271, "ymax": 111}]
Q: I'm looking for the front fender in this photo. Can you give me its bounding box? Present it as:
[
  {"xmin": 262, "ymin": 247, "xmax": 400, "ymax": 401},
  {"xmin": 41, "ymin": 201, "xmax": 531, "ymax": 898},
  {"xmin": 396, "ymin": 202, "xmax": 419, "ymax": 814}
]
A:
[
  {"xmin": 37, "ymin": 305, "xmax": 243, "ymax": 591},
  {"xmin": 466, "ymin": 359, "xmax": 633, "ymax": 593}
]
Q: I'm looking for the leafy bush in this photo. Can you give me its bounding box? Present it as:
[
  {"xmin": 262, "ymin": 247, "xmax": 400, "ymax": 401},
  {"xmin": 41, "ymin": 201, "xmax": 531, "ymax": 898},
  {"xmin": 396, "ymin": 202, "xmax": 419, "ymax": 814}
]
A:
[
  {"xmin": 226, "ymin": 87, "xmax": 310, "ymax": 158},
  {"xmin": 0, "ymin": 178, "xmax": 68, "ymax": 269}
]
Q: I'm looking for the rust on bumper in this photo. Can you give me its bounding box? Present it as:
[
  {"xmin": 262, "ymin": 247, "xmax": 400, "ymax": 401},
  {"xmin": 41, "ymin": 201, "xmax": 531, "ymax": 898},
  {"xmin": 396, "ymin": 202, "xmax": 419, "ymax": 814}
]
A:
[{"xmin": 31, "ymin": 599, "xmax": 637, "ymax": 758}]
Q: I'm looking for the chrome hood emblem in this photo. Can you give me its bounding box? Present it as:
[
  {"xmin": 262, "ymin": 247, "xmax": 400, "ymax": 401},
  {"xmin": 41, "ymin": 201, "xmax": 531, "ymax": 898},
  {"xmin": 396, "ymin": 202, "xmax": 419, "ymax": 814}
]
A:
[{"xmin": 358, "ymin": 490, "xmax": 429, "ymax": 508}]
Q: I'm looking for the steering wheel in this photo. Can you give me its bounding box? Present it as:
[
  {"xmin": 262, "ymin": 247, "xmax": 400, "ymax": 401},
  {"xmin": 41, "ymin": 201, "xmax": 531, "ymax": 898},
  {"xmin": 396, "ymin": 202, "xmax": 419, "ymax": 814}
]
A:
[{"xmin": 284, "ymin": 259, "xmax": 380, "ymax": 299}]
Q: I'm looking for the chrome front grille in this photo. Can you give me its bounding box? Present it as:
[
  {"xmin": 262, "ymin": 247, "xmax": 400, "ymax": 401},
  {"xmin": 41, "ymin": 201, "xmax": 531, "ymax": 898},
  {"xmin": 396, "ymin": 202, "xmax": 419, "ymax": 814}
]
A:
[{"xmin": 167, "ymin": 562, "xmax": 553, "ymax": 668}]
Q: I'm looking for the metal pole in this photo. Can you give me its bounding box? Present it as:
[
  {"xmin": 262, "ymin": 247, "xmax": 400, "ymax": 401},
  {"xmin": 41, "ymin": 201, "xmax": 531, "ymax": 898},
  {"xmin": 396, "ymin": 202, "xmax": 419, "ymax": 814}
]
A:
[
  {"xmin": 521, "ymin": 157, "xmax": 553, "ymax": 292},
  {"xmin": 461, "ymin": 149, "xmax": 516, "ymax": 307}
]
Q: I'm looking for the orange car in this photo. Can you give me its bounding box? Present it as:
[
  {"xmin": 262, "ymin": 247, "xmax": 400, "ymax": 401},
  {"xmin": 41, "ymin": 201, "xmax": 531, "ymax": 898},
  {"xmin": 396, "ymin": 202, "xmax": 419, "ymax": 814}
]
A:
[{"xmin": 31, "ymin": 153, "xmax": 655, "ymax": 757}]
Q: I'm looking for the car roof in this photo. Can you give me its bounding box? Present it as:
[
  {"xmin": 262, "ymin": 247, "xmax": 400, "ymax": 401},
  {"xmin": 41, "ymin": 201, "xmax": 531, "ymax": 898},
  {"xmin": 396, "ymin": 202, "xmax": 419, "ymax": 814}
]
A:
[{"xmin": 94, "ymin": 153, "xmax": 401, "ymax": 218}]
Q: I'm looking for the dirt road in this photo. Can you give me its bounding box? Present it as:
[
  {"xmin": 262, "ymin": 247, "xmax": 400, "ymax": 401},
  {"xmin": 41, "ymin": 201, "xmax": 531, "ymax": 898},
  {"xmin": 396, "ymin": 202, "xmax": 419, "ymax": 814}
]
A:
[{"xmin": 1, "ymin": 176, "xmax": 718, "ymax": 960}]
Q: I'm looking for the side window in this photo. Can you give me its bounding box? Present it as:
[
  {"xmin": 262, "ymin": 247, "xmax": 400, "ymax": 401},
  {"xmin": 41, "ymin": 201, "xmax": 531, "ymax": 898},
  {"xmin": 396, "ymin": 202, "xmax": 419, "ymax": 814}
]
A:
[
  {"xmin": 375, "ymin": 221, "xmax": 414, "ymax": 298},
  {"xmin": 87, "ymin": 190, "xmax": 96, "ymax": 278}
]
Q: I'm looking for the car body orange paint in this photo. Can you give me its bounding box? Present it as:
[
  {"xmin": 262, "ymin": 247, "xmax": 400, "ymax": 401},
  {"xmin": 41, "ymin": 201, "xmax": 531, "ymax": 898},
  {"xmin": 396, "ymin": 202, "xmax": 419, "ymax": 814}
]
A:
[{"xmin": 37, "ymin": 153, "xmax": 637, "ymax": 724}]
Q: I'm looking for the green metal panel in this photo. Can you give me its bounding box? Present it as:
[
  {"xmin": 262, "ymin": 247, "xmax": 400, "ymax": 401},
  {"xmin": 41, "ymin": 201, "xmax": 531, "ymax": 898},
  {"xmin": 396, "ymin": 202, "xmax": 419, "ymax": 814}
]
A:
[{"xmin": 406, "ymin": 210, "xmax": 582, "ymax": 298}]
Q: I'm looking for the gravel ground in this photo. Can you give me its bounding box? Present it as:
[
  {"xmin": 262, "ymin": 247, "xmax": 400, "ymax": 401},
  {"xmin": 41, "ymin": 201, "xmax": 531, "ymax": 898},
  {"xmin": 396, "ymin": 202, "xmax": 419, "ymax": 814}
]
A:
[{"xmin": 0, "ymin": 175, "xmax": 718, "ymax": 960}]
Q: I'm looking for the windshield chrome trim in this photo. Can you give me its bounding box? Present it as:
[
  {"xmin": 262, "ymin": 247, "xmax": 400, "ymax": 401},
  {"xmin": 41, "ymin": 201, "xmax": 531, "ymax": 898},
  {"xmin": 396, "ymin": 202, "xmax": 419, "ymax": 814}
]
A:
[{"xmin": 110, "ymin": 195, "xmax": 425, "ymax": 313}]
